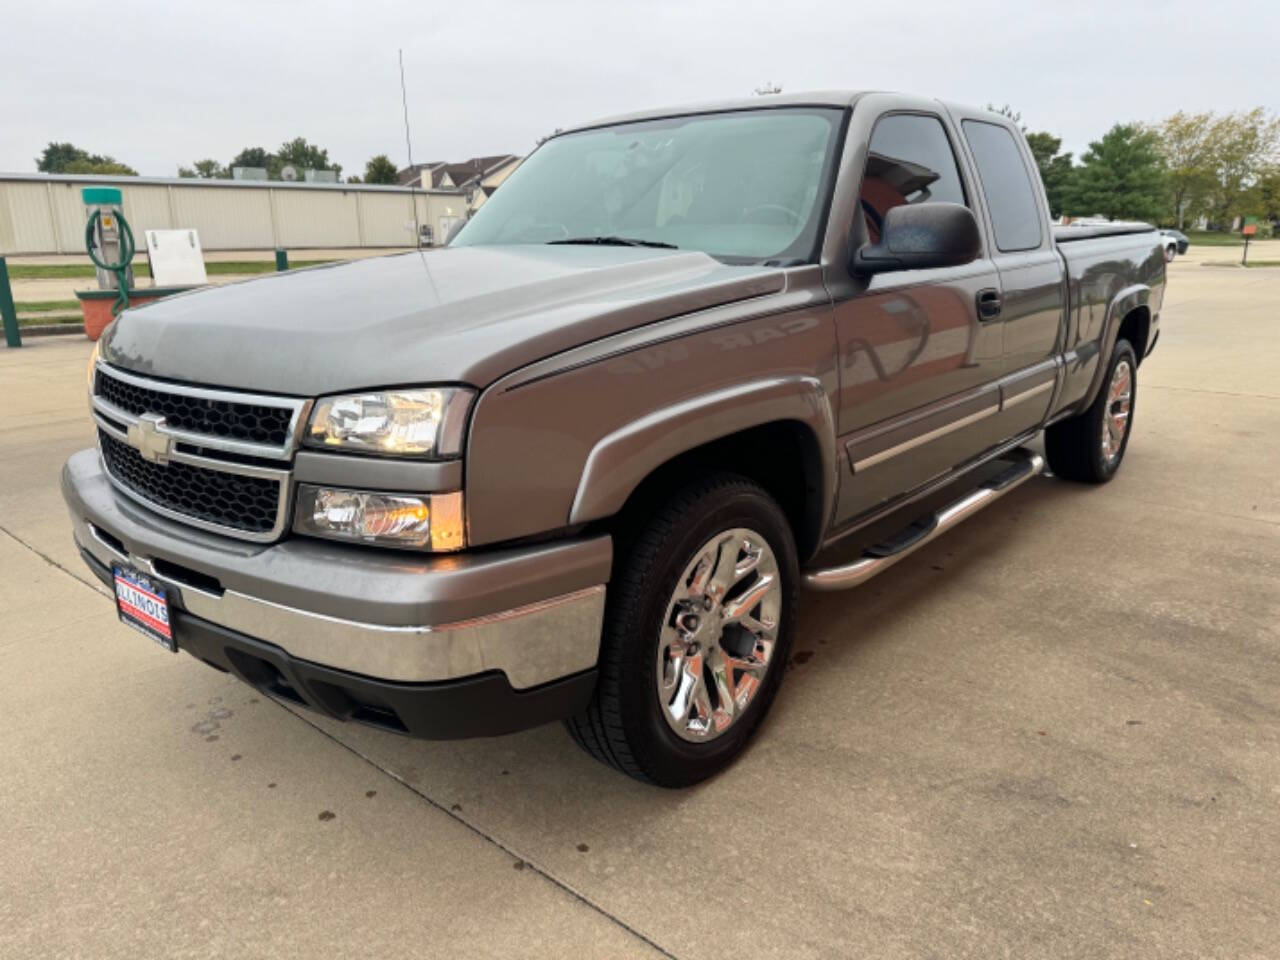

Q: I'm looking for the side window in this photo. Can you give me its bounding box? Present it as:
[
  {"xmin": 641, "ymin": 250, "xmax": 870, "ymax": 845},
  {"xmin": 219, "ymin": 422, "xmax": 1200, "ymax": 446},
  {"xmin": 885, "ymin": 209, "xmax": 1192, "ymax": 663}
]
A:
[
  {"xmin": 861, "ymin": 114, "xmax": 967, "ymax": 243},
  {"xmin": 962, "ymin": 120, "xmax": 1043, "ymax": 252}
]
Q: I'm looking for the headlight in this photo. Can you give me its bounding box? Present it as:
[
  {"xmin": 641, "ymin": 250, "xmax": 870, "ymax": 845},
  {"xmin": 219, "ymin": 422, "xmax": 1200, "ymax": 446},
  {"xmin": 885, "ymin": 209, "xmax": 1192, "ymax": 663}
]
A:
[
  {"xmin": 304, "ymin": 388, "xmax": 473, "ymax": 458},
  {"xmin": 294, "ymin": 485, "xmax": 465, "ymax": 551}
]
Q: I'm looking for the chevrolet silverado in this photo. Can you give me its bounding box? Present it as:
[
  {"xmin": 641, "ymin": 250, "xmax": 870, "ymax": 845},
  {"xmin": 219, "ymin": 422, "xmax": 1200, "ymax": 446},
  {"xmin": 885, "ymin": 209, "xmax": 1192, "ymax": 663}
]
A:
[{"xmin": 64, "ymin": 91, "xmax": 1164, "ymax": 786}]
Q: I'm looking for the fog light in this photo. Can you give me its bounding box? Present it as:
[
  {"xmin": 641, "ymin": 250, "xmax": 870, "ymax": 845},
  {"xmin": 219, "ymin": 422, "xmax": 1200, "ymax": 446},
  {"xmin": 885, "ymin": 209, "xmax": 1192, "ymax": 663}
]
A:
[{"xmin": 294, "ymin": 485, "xmax": 465, "ymax": 551}]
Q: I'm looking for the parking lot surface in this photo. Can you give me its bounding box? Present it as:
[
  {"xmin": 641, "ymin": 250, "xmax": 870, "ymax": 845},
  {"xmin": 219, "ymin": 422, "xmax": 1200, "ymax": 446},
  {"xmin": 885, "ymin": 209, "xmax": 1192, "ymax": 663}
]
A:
[{"xmin": 1, "ymin": 258, "xmax": 1277, "ymax": 959}]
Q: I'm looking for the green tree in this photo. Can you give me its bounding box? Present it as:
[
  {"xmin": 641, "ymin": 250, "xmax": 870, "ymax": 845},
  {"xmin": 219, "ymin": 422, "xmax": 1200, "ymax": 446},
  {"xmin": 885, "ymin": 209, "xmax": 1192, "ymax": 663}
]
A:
[
  {"xmin": 1249, "ymin": 166, "xmax": 1280, "ymax": 230},
  {"xmin": 36, "ymin": 141, "xmax": 136, "ymax": 175},
  {"xmin": 1153, "ymin": 111, "xmax": 1218, "ymax": 228},
  {"xmin": 36, "ymin": 142, "xmax": 86, "ymax": 172},
  {"xmin": 1204, "ymin": 108, "xmax": 1280, "ymax": 227},
  {"xmin": 1065, "ymin": 123, "xmax": 1166, "ymax": 221},
  {"xmin": 229, "ymin": 146, "xmax": 272, "ymax": 174},
  {"xmin": 1025, "ymin": 131, "xmax": 1074, "ymax": 219},
  {"xmin": 363, "ymin": 154, "xmax": 399, "ymax": 184},
  {"xmin": 178, "ymin": 158, "xmax": 227, "ymax": 179},
  {"xmin": 272, "ymin": 137, "xmax": 341, "ymax": 179},
  {"xmin": 61, "ymin": 158, "xmax": 138, "ymax": 175}
]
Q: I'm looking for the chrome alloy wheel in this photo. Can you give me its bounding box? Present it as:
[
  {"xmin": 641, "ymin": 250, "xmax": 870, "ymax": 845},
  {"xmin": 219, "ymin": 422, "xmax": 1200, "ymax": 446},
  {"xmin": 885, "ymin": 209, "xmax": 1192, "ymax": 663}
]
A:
[
  {"xmin": 1101, "ymin": 358, "xmax": 1133, "ymax": 465},
  {"xmin": 656, "ymin": 528, "xmax": 782, "ymax": 743}
]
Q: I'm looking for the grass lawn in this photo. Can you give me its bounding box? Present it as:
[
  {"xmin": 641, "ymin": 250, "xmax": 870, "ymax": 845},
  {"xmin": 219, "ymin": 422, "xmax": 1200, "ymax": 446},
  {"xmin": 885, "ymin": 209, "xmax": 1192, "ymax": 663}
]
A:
[
  {"xmin": 205, "ymin": 259, "xmax": 334, "ymax": 275},
  {"xmin": 1243, "ymin": 261, "xmax": 1280, "ymax": 268},
  {"xmin": 15, "ymin": 299, "xmax": 81, "ymax": 313},
  {"xmin": 1185, "ymin": 231, "xmax": 1245, "ymax": 247},
  {"xmin": 6, "ymin": 259, "xmax": 335, "ymax": 280},
  {"xmin": 17, "ymin": 313, "xmax": 81, "ymax": 327}
]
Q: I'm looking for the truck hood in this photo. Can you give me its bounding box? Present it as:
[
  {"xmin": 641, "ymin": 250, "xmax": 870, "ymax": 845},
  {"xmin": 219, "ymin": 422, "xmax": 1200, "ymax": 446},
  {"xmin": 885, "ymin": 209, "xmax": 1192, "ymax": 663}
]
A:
[{"xmin": 100, "ymin": 246, "xmax": 785, "ymax": 396}]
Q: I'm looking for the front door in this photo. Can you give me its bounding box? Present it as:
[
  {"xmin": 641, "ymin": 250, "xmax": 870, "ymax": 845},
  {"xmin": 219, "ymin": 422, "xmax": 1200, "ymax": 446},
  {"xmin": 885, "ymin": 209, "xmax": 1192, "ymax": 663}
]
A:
[{"xmin": 832, "ymin": 111, "xmax": 1006, "ymax": 525}]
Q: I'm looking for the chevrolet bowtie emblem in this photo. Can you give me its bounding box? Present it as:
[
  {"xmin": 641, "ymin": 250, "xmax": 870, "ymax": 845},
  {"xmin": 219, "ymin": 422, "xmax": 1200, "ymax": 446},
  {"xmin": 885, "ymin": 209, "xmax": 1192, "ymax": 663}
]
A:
[{"xmin": 127, "ymin": 413, "xmax": 173, "ymax": 465}]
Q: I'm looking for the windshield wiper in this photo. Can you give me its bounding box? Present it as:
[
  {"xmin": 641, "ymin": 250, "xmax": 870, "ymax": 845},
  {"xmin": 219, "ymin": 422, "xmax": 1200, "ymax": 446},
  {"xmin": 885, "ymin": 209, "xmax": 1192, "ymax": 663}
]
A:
[{"xmin": 548, "ymin": 235, "xmax": 678, "ymax": 249}]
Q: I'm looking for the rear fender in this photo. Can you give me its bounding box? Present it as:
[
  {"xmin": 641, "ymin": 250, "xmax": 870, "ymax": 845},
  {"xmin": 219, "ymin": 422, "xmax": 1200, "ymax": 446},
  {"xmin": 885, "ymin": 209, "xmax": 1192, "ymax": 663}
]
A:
[{"xmin": 1080, "ymin": 284, "xmax": 1148, "ymax": 409}]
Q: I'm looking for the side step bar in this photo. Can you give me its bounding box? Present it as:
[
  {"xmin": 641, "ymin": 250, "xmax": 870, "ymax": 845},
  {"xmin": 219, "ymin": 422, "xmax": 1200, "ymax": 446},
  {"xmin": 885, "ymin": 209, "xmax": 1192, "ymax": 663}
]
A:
[{"xmin": 803, "ymin": 451, "xmax": 1045, "ymax": 592}]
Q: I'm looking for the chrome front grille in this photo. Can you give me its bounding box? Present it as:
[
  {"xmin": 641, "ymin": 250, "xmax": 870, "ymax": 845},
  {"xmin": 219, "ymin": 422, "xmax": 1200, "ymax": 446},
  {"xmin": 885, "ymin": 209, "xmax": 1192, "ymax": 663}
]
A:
[
  {"xmin": 95, "ymin": 368, "xmax": 294, "ymax": 446},
  {"xmin": 90, "ymin": 362, "xmax": 310, "ymax": 542}
]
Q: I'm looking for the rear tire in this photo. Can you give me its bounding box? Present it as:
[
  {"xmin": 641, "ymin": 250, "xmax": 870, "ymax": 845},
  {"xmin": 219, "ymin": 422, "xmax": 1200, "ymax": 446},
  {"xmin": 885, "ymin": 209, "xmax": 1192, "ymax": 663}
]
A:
[
  {"xmin": 1045, "ymin": 338, "xmax": 1137, "ymax": 483},
  {"xmin": 566, "ymin": 474, "xmax": 798, "ymax": 787}
]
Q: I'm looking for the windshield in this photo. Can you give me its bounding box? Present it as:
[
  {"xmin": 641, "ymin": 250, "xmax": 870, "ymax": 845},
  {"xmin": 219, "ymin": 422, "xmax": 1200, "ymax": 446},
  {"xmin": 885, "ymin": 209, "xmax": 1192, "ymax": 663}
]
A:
[{"xmin": 451, "ymin": 108, "xmax": 844, "ymax": 263}]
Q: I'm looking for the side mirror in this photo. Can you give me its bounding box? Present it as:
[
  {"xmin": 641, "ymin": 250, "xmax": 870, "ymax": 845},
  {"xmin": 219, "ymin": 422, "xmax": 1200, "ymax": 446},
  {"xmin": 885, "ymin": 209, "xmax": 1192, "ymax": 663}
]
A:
[{"xmin": 853, "ymin": 202, "xmax": 981, "ymax": 275}]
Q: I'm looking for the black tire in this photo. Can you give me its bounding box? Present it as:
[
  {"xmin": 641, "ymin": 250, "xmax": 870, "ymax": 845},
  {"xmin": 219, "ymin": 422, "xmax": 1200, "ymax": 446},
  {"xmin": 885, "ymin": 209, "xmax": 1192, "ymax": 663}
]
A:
[
  {"xmin": 565, "ymin": 474, "xmax": 798, "ymax": 787},
  {"xmin": 1165, "ymin": 244, "xmax": 1176, "ymax": 263},
  {"xmin": 1045, "ymin": 338, "xmax": 1137, "ymax": 483}
]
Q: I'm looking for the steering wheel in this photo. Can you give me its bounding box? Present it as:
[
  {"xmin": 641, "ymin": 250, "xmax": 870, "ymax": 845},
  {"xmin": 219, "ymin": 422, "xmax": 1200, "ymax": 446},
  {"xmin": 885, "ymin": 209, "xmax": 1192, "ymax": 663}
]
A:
[{"xmin": 739, "ymin": 204, "xmax": 800, "ymax": 226}]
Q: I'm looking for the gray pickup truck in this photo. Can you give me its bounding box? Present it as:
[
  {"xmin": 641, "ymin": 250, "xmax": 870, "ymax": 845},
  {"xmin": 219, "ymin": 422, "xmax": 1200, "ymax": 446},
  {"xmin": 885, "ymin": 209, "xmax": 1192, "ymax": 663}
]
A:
[{"xmin": 64, "ymin": 91, "xmax": 1164, "ymax": 786}]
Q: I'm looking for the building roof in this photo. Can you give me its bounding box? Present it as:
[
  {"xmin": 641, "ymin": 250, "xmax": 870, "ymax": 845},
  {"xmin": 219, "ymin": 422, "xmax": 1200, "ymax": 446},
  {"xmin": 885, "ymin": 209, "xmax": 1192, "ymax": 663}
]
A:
[
  {"xmin": 0, "ymin": 170, "xmax": 457, "ymax": 195},
  {"xmin": 397, "ymin": 155, "xmax": 519, "ymax": 189}
]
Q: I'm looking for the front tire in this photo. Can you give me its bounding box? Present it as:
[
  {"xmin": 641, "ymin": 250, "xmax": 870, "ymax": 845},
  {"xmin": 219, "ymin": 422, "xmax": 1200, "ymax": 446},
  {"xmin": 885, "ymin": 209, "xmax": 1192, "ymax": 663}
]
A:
[
  {"xmin": 566, "ymin": 474, "xmax": 798, "ymax": 787},
  {"xmin": 1045, "ymin": 338, "xmax": 1137, "ymax": 483}
]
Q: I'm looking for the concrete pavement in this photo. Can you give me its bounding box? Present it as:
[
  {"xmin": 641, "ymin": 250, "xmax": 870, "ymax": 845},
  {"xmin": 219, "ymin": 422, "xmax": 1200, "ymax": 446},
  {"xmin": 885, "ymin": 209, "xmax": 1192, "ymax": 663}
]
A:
[{"xmin": 1, "ymin": 257, "xmax": 1277, "ymax": 958}]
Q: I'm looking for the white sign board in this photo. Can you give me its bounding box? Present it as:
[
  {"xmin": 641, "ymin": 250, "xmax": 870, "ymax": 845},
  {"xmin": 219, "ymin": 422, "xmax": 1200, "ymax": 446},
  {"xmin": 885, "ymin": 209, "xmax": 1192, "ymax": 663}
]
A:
[{"xmin": 145, "ymin": 230, "xmax": 208, "ymax": 286}]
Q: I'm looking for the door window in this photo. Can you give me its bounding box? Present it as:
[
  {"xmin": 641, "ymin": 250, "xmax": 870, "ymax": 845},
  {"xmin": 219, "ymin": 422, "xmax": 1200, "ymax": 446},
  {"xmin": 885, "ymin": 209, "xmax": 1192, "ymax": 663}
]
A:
[{"xmin": 860, "ymin": 114, "xmax": 967, "ymax": 243}]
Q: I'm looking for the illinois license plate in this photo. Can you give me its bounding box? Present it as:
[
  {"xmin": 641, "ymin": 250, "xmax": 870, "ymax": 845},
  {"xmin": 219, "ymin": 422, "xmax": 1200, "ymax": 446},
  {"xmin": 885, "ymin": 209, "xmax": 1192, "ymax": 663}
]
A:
[{"xmin": 112, "ymin": 564, "xmax": 176, "ymax": 652}]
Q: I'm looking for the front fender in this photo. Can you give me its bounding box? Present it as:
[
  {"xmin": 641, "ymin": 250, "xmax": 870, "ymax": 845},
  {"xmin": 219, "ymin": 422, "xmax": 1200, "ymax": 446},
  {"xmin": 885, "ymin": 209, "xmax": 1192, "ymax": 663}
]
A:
[
  {"xmin": 569, "ymin": 375, "xmax": 837, "ymax": 531},
  {"xmin": 463, "ymin": 285, "xmax": 838, "ymax": 547}
]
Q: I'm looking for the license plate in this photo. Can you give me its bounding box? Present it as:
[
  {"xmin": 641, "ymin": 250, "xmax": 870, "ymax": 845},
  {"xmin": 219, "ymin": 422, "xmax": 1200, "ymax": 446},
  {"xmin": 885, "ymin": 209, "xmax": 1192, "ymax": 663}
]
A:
[{"xmin": 112, "ymin": 564, "xmax": 176, "ymax": 652}]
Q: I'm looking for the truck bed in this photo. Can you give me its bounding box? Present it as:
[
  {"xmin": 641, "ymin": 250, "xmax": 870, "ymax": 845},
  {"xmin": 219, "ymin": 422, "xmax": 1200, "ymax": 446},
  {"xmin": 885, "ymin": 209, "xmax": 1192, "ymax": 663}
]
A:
[{"xmin": 1053, "ymin": 222, "xmax": 1156, "ymax": 242}]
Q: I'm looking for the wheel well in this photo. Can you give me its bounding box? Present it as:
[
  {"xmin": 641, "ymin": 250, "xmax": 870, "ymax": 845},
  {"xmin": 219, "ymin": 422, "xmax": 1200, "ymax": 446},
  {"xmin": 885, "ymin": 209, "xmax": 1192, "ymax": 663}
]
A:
[
  {"xmin": 1117, "ymin": 307, "xmax": 1151, "ymax": 365},
  {"xmin": 610, "ymin": 420, "xmax": 826, "ymax": 561}
]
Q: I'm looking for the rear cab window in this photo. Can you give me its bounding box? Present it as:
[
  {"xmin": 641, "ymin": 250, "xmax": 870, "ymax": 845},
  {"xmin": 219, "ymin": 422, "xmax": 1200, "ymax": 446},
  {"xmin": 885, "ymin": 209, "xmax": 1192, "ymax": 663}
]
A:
[{"xmin": 961, "ymin": 121, "xmax": 1044, "ymax": 252}]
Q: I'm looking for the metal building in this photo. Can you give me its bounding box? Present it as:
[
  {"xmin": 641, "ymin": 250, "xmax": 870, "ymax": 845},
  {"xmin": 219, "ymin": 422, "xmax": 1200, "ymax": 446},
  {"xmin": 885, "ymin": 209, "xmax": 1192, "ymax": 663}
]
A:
[{"xmin": 0, "ymin": 173, "xmax": 482, "ymax": 254}]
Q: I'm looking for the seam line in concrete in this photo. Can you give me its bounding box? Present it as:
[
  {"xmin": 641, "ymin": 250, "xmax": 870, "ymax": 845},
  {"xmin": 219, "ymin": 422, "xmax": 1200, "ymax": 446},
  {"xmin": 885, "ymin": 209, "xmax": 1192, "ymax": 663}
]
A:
[
  {"xmin": 1108, "ymin": 495, "xmax": 1279, "ymax": 528},
  {"xmin": 5, "ymin": 510, "xmax": 676, "ymax": 956},
  {"xmin": 1143, "ymin": 384, "xmax": 1280, "ymax": 401},
  {"xmin": 0, "ymin": 523, "xmax": 110, "ymax": 597},
  {"xmin": 277, "ymin": 701, "xmax": 679, "ymax": 960}
]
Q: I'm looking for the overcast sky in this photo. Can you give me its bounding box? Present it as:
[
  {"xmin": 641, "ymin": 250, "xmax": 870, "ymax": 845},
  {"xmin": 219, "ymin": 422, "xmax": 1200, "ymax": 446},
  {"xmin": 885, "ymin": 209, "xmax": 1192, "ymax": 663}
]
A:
[{"xmin": 2, "ymin": 0, "xmax": 1274, "ymax": 178}]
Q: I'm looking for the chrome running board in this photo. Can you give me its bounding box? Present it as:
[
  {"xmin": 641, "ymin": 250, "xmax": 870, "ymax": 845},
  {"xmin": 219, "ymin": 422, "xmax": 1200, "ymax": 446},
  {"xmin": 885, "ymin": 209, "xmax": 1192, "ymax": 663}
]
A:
[{"xmin": 803, "ymin": 451, "xmax": 1045, "ymax": 592}]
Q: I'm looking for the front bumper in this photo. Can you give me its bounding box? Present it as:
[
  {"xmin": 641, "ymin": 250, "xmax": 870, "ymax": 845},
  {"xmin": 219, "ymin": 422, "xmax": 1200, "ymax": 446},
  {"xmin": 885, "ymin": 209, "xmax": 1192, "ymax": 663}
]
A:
[{"xmin": 63, "ymin": 448, "xmax": 610, "ymax": 737}]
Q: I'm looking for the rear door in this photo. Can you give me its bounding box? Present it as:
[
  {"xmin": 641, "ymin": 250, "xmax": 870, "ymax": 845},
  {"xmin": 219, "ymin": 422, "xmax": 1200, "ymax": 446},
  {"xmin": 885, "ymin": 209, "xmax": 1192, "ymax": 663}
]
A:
[
  {"xmin": 830, "ymin": 101, "xmax": 1006, "ymax": 525},
  {"xmin": 953, "ymin": 114, "xmax": 1065, "ymax": 438}
]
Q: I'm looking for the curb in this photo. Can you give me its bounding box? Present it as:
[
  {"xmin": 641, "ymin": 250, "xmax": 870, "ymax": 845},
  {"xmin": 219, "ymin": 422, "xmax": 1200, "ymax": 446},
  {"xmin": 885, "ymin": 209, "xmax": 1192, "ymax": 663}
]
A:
[{"xmin": 18, "ymin": 324, "xmax": 86, "ymax": 338}]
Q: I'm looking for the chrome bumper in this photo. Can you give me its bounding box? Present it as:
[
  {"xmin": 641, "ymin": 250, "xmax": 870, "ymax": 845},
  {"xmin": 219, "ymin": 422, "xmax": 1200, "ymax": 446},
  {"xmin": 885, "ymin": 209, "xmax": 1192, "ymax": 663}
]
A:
[{"xmin": 64, "ymin": 449, "xmax": 608, "ymax": 689}]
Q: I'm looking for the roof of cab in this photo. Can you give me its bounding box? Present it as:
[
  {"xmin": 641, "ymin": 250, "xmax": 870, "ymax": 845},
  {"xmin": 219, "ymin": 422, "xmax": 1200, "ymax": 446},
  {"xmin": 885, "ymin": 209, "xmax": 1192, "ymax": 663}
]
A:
[
  {"xmin": 555, "ymin": 91, "xmax": 1012, "ymax": 137},
  {"xmin": 556, "ymin": 90, "xmax": 868, "ymax": 135}
]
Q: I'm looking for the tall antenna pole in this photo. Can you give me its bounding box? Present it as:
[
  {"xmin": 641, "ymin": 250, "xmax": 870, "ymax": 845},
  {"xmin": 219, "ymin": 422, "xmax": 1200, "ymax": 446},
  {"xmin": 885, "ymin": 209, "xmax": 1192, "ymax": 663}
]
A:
[{"xmin": 399, "ymin": 49, "xmax": 421, "ymax": 245}]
